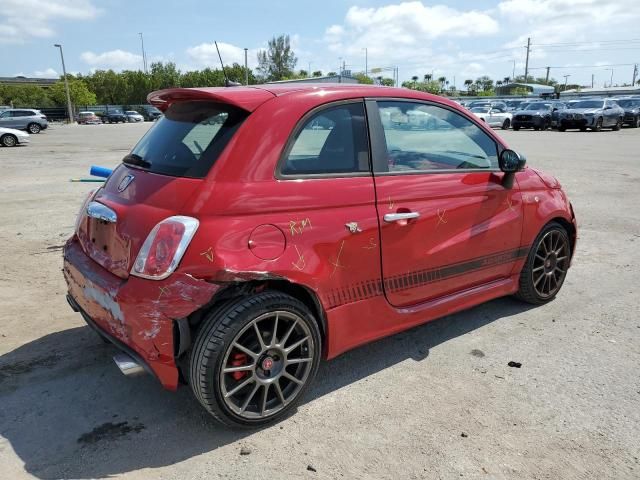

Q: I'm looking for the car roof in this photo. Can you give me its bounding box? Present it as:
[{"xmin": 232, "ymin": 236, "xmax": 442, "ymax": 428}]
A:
[{"xmin": 148, "ymin": 84, "xmax": 458, "ymax": 113}]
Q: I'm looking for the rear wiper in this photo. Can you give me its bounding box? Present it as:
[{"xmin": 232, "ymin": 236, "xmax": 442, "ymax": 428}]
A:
[{"xmin": 122, "ymin": 153, "xmax": 151, "ymax": 168}]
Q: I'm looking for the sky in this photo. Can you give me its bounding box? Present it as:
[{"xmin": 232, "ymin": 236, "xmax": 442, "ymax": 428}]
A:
[{"xmin": 2, "ymin": 0, "xmax": 639, "ymax": 88}]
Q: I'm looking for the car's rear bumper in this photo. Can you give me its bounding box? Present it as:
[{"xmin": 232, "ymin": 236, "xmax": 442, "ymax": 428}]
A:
[
  {"xmin": 63, "ymin": 237, "xmax": 221, "ymax": 390},
  {"xmin": 559, "ymin": 118, "xmax": 595, "ymax": 129}
]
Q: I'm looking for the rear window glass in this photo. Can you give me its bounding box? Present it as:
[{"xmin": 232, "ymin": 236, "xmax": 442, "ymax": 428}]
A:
[{"xmin": 126, "ymin": 101, "xmax": 247, "ymax": 178}]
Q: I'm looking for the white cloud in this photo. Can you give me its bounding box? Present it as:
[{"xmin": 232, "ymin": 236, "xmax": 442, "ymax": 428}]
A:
[
  {"xmin": 80, "ymin": 49, "xmax": 143, "ymax": 70},
  {"xmin": 33, "ymin": 68, "xmax": 58, "ymax": 77},
  {"xmin": 325, "ymin": 1, "xmax": 499, "ymax": 61},
  {"xmin": 498, "ymin": 0, "xmax": 640, "ymax": 46},
  {"xmin": 0, "ymin": 0, "xmax": 100, "ymax": 44},
  {"xmin": 186, "ymin": 42, "xmax": 259, "ymax": 69}
]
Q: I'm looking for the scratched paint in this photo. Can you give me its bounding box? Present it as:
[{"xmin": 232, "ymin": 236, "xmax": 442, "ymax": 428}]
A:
[
  {"xmin": 289, "ymin": 218, "xmax": 312, "ymax": 236},
  {"xmin": 292, "ymin": 245, "xmax": 306, "ymax": 271},
  {"xmin": 329, "ymin": 240, "xmax": 346, "ymax": 278},
  {"xmin": 436, "ymin": 208, "xmax": 447, "ymax": 227},
  {"xmin": 200, "ymin": 246, "xmax": 214, "ymax": 262}
]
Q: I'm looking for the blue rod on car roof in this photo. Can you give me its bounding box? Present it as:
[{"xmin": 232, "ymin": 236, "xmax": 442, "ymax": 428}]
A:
[{"xmin": 90, "ymin": 165, "xmax": 113, "ymax": 178}]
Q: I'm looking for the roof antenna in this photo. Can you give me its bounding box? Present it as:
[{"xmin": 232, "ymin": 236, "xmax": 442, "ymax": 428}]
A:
[{"xmin": 215, "ymin": 41, "xmax": 242, "ymax": 87}]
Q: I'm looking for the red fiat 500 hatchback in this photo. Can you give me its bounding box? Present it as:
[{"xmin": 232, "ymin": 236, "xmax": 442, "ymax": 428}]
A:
[{"xmin": 64, "ymin": 84, "xmax": 577, "ymax": 427}]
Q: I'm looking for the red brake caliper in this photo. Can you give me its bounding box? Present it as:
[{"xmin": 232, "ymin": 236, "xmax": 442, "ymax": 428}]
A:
[{"xmin": 230, "ymin": 353, "xmax": 248, "ymax": 381}]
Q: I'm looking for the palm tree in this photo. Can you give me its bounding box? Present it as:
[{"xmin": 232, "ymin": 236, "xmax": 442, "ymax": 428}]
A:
[
  {"xmin": 424, "ymin": 74, "xmax": 432, "ymax": 82},
  {"xmin": 496, "ymin": 80, "xmax": 503, "ymax": 86},
  {"xmin": 464, "ymin": 79, "xmax": 473, "ymax": 92},
  {"xmin": 504, "ymin": 76, "xmax": 510, "ymax": 84}
]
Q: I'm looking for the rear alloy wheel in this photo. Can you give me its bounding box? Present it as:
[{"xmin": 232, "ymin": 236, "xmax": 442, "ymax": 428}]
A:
[
  {"xmin": 516, "ymin": 222, "xmax": 570, "ymax": 305},
  {"xmin": 189, "ymin": 291, "xmax": 321, "ymax": 427},
  {"xmin": 27, "ymin": 123, "xmax": 41, "ymax": 134},
  {"xmin": 502, "ymin": 119, "xmax": 511, "ymax": 130},
  {"xmin": 612, "ymin": 118, "xmax": 622, "ymax": 131},
  {"xmin": 592, "ymin": 117, "xmax": 603, "ymax": 132},
  {"xmin": 1, "ymin": 134, "xmax": 18, "ymax": 147}
]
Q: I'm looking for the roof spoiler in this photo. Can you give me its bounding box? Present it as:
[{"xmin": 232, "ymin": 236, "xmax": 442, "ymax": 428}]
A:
[{"xmin": 147, "ymin": 87, "xmax": 274, "ymax": 112}]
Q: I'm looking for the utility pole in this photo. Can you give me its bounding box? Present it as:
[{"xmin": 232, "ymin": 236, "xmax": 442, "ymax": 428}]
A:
[
  {"xmin": 308, "ymin": 62, "xmax": 311, "ymax": 78},
  {"xmin": 524, "ymin": 37, "xmax": 531, "ymax": 82},
  {"xmin": 563, "ymin": 74, "xmax": 570, "ymax": 91},
  {"xmin": 545, "ymin": 66, "xmax": 550, "ymax": 84},
  {"xmin": 632, "ymin": 64, "xmax": 638, "ymax": 86},
  {"xmin": 138, "ymin": 33, "xmax": 148, "ymax": 73},
  {"xmin": 591, "ymin": 74, "xmax": 594, "ymax": 88},
  {"xmin": 512, "ymin": 60, "xmax": 516, "ymax": 80},
  {"xmin": 244, "ymin": 48, "xmax": 248, "ymax": 85},
  {"xmin": 53, "ymin": 44, "xmax": 74, "ymax": 124}
]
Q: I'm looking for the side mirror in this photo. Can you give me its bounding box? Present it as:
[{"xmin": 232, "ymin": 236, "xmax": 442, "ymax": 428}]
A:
[
  {"xmin": 499, "ymin": 150, "xmax": 526, "ymax": 189},
  {"xmin": 499, "ymin": 149, "xmax": 526, "ymax": 173}
]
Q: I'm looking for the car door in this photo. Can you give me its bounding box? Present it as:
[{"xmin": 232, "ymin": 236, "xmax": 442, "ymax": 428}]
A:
[
  {"xmin": 366, "ymin": 99, "xmax": 524, "ymax": 307},
  {"xmin": 0, "ymin": 110, "xmax": 11, "ymax": 127}
]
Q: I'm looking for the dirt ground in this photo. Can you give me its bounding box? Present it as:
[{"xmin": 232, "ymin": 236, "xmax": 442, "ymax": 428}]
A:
[{"xmin": 0, "ymin": 122, "xmax": 638, "ymax": 480}]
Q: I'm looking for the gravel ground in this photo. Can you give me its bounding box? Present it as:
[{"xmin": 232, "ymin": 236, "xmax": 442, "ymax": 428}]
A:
[{"xmin": 0, "ymin": 122, "xmax": 638, "ymax": 480}]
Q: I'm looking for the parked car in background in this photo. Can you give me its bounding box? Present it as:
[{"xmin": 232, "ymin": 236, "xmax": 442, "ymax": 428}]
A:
[
  {"xmin": 512, "ymin": 102, "xmax": 557, "ymax": 131},
  {"xmin": 0, "ymin": 108, "xmax": 48, "ymax": 134},
  {"xmin": 558, "ymin": 99, "xmax": 624, "ymax": 132},
  {"xmin": 505, "ymin": 99, "xmax": 527, "ymax": 112},
  {"xmin": 470, "ymin": 106, "xmax": 512, "ymax": 129},
  {"xmin": 104, "ymin": 110, "xmax": 128, "ymax": 124},
  {"xmin": 77, "ymin": 111, "xmax": 101, "ymax": 125},
  {"xmin": 612, "ymin": 98, "xmax": 640, "ymax": 128},
  {"xmin": 64, "ymin": 84, "xmax": 577, "ymax": 427},
  {"xmin": 0, "ymin": 126, "xmax": 30, "ymax": 147},
  {"xmin": 125, "ymin": 110, "xmax": 144, "ymax": 123},
  {"xmin": 140, "ymin": 105, "xmax": 162, "ymax": 121}
]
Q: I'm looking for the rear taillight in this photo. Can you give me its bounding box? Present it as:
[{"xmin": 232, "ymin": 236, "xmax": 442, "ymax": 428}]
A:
[
  {"xmin": 131, "ymin": 216, "xmax": 199, "ymax": 280},
  {"xmin": 75, "ymin": 189, "xmax": 97, "ymax": 234}
]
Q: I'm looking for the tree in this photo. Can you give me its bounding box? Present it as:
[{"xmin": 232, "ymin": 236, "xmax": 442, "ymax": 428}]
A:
[
  {"xmin": 424, "ymin": 74, "xmax": 432, "ymax": 82},
  {"xmin": 312, "ymin": 70, "xmax": 323, "ymax": 77},
  {"xmin": 49, "ymin": 78, "xmax": 96, "ymax": 106},
  {"xmin": 327, "ymin": 71, "xmax": 337, "ymax": 76},
  {"xmin": 411, "ymin": 75, "xmax": 419, "ymax": 87},
  {"xmin": 0, "ymin": 84, "xmax": 53, "ymax": 107},
  {"xmin": 379, "ymin": 77, "xmax": 394, "ymax": 87},
  {"xmin": 464, "ymin": 79, "xmax": 473, "ymax": 92},
  {"xmin": 353, "ymin": 73, "xmax": 374, "ymax": 85},
  {"xmin": 256, "ymin": 34, "xmax": 297, "ymax": 81}
]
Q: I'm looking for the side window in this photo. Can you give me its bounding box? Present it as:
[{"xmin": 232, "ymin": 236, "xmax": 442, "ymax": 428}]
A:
[
  {"xmin": 375, "ymin": 101, "xmax": 499, "ymax": 173},
  {"xmin": 281, "ymin": 102, "xmax": 369, "ymax": 176}
]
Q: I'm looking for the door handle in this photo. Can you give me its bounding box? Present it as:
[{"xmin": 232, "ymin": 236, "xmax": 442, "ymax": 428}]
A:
[{"xmin": 383, "ymin": 212, "xmax": 420, "ymax": 223}]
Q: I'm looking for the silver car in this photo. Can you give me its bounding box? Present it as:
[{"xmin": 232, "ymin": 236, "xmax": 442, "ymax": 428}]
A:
[
  {"xmin": 558, "ymin": 99, "xmax": 624, "ymax": 132},
  {"xmin": 0, "ymin": 108, "xmax": 48, "ymax": 134}
]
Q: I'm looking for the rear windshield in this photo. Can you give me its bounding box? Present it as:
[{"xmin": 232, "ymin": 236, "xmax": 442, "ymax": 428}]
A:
[
  {"xmin": 126, "ymin": 101, "xmax": 247, "ymax": 178},
  {"xmin": 524, "ymin": 103, "xmax": 551, "ymax": 110},
  {"xmin": 571, "ymin": 100, "xmax": 604, "ymax": 109}
]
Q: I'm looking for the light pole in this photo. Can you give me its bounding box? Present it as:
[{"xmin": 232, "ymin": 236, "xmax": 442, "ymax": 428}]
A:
[
  {"xmin": 138, "ymin": 32, "xmax": 148, "ymax": 73},
  {"xmin": 362, "ymin": 47, "xmax": 368, "ymax": 77},
  {"xmin": 54, "ymin": 44, "xmax": 74, "ymax": 123},
  {"xmin": 606, "ymin": 68, "xmax": 614, "ymax": 87},
  {"xmin": 244, "ymin": 48, "xmax": 248, "ymax": 85},
  {"xmin": 563, "ymin": 75, "xmax": 571, "ymax": 92}
]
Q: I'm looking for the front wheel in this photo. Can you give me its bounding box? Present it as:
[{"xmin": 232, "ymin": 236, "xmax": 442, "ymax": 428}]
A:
[
  {"xmin": 1, "ymin": 134, "xmax": 18, "ymax": 147},
  {"xmin": 515, "ymin": 222, "xmax": 571, "ymax": 305},
  {"xmin": 612, "ymin": 118, "xmax": 622, "ymax": 131},
  {"xmin": 592, "ymin": 117, "xmax": 603, "ymax": 132},
  {"xmin": 189, "ymin": 291, "xmax": 322, "ymax": 427},
  {"xmin": 501, "ymin": 119, "xmax": 511, "ymax": 130}
]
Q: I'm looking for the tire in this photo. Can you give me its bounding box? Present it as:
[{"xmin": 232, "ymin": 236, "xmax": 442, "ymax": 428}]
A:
[
  {"xmin": 579, "ymin": 127, "xmax": 587, "ymax": 132},
  {"xmin": 513, "ymin": 126, "xmax": 520, "ymax": 131},
  {"xmin": 1, "ymin": 134, "xmax": 18, "ymax": 147},
  {"xmin": 501, "ymin": 119, "xmax": 511, "ymax": 130},
  {"xmin": 635, "ymin": 116, "xmax": 640, "ymax": 128},
  {"xmin": 592, "ymin": 117, "xmax": 603, "ymax": 132},
  {"xmin": 515, "ymin": 222, "xmax": 571, "ymax": 305},
  {"xmin": 189, "ymin": 291, "xmax": 322, "ymax": 427},
  {"xmin": 612, "ymin": 118, "xmax": 622, "ymax": 131},
  {"xmin": 27, "ymin": 123, "xmax": 41, "ymax": 134},
  {"xmin": 558, "ymin": 126, "xmax": 566, "ymax": 132}
]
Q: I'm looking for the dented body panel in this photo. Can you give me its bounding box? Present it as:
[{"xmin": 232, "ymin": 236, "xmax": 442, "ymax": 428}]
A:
[{"xmin": 63, "ymin": 84, "xmax": 576, "ymax": 392}]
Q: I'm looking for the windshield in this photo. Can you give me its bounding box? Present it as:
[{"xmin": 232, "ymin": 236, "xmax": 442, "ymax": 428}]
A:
[
  {"xmin": 127, "ymin": 101, "xmax": 247, "ymax": 178},
  {"xmin": 125, "ymin": 111, "xmax": 138, "ymax": 115},
  {"xmin": 471, "ymin": 107, "xmax": 490, "ymax": 113},
  {"xmin": 571, "ymin": 100, "xmax": 604, "ymax": 109},
  {"xmin": 524, "ymin": 103, "xmax": 551, "ymax": 111},
  {"xmin": 616, "ymin": 99, "xmax": 640, "ymax": 108}
]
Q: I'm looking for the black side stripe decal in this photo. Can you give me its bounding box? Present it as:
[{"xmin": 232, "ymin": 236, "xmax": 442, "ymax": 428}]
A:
[{"xmin": 324, "ymin": 246, "xmax": 529, "ymax": 309}]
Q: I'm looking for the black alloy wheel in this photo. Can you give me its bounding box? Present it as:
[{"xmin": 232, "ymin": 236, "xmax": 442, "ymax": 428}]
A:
[
  {"xmin": 516, "ymin": 222, "xmax": 571, "ymax": 304},
  {"xmin": 189, "ymin": 291, "xmax": 321, "ymax": 427}
]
